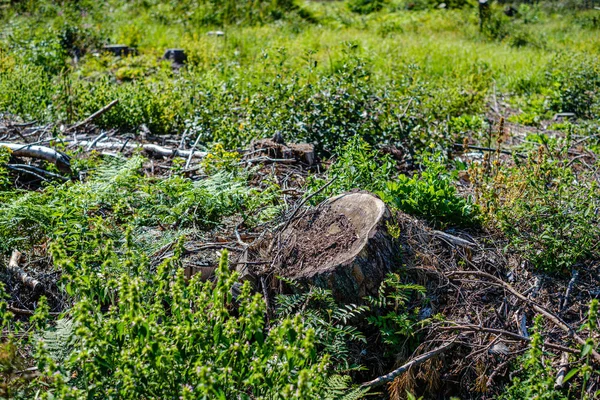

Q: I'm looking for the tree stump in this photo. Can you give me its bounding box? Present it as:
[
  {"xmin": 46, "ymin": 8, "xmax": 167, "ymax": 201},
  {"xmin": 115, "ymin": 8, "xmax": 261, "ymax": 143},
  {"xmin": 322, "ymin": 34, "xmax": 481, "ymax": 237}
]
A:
[{"xmin": 271, "ymin": 191, "xmax": 397, "ymax": 303}]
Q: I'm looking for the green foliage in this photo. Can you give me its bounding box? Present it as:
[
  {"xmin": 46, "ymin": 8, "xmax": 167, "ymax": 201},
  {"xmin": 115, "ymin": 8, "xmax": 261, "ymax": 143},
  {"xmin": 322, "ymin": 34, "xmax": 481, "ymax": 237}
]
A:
[
  {"xmin": 0, "ymin": 155, "xmax": 268, "ymax": 254},
  {"xmin": 545, "ymin": 54, "xmax": 600, "ymax": 119},
  {"xmin": 24, "ymin": 249, "xmax": 344, "ymax": 399},
  {"xmin": 276, "ymin": 280, "xmax": 369, "ymax": 369},
  {"xmin": 380, "ymin": 153, "xmax": 478, "ymax": 227},
  {"xmin": 473, "ymin": 148, "xmax": 600, "ymax": 274},
  {"xmin": 500, "ymin": 316, "xmax": 568, "ymax": 400},
  {"xmin": 365, "ymin": 274, "xmax": 426, "ymax": 356},
  {"xmin": 306, "ymin": 136, "xmax": 395, "ymax": 203},
  {"xmin": 0, "ymin": 147, "xmax": 11, "ymax": 189},
  {"xmin": 348, "ymin": 0, "xmax": 387, "ymax": 15}
]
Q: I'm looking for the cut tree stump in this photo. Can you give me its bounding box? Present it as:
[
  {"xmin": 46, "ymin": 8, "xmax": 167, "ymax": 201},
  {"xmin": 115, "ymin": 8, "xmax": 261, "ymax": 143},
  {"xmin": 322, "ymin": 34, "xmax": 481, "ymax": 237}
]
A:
[{"xmin": 271, "ymin": 191, "xmax": 397, "ymax": 303}]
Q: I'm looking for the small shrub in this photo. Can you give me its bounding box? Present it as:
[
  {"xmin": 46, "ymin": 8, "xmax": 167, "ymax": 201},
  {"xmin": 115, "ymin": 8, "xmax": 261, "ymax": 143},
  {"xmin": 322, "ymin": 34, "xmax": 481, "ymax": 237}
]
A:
[
  {"xmin": 380, "ymin": 153, "xmax": 478, "ymax": 228},
  {"xmin": 473, "ymin": 147, "xmax": 600, "ymax": 274},
  {"xmin": 348, "ymin": 0, "xmax": 388, "ymax": 14},
  {"xmin": 305, "ymin": 136, "xmax": 395, "ymax": 203},
  {"xmin": 24, "ymin": 248, "xmax": 344, "ymax": 399}
]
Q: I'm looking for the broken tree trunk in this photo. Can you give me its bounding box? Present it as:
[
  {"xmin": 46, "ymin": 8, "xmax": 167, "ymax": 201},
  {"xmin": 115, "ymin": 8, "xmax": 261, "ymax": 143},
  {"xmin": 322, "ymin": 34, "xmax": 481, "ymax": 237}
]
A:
[
  {"xmin": 0, "ymin": 143, "xmax": 71, "ymax": 173},
  {"xmin": 270, "ymin": 191, "xmax": 397, "ymax": 303}
]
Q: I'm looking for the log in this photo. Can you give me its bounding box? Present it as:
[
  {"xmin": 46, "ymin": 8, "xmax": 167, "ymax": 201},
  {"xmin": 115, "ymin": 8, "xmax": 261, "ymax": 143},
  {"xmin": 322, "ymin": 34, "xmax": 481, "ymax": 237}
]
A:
[
  {"xmin": 0, "ymin": 143, "xmax": 71, "ymax": 173},
  {"xmin": 272, "ymin": 191, "xmax": 397, "ymax": 303}
]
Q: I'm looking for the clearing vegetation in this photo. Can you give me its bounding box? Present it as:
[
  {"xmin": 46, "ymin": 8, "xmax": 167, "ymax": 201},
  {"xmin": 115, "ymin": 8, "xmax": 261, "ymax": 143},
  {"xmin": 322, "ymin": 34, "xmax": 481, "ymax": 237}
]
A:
[{"xmin": 1, "ymin": 0, "xmax": 600, "ymax": 398}]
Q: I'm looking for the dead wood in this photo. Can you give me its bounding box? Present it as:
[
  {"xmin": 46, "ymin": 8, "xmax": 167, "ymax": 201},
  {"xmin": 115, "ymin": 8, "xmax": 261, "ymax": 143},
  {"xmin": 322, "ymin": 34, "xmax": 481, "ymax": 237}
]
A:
[
  {"xmin": 360, "ymin": 339, "xmax": 457, "ymax": 388},
  {"xmin": 66, "ymin": 99, "xmax": 119, "ymax": 133},
  {"xmin": 437, "ymin": 323, "xmax": 579, "ymax": 354},
  {"xmin": 448, "ymin": 270, "xmax": 600, "ymax": 363},
  {"xmin": 71, "ymin": 141, "xmax": 207, "ymax": 159},
  {"xmin": 0, "ymin": 143, "xmax": 71, "ymax": 173},
  {"xmin": 5, "ymin": 250, "xmax": 41, "ymax": 292}
]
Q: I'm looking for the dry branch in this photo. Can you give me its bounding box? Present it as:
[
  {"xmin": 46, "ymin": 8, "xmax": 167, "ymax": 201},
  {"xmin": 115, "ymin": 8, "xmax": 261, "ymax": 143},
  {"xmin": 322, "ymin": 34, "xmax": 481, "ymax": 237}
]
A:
[
  {"xmin": 448, "ymin": 270, "xmax": 600, "ymax": 363},
  {"xmin": 437, "ymin": 323, "xmax": 578, "ymax": 354},
  {"xmin": 66, "ymin": 99, "xmax": 119, "ymax": 133},
  {"xmin": 361, "ymin": 340, "xmax": 456, "ymax": 388},
  {"xmin": 0, "ymin": 143, "xmax": 71, "ymax": 173},
  {"xmin": 5, "ymin": 250, "xmax": 41, "ymax": 292},
  {"xmin": 72, "ymin": 141, "xmax": 207, "ymax": 159}
]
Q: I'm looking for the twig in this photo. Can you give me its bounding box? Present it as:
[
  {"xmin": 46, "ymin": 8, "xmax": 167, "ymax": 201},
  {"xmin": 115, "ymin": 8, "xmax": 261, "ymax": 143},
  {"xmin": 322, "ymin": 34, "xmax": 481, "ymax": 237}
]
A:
[
  {"xmin": 360, "ymin": 339, "xmax": 456, "ymax": 388},
  {"xmin": 5, "ymin": 250, "xmax": 41, "ymax": 292},
  {"xmin": 66, "ymin": 99, "xmax": 119, "ymax": 133},
  {"xmin": 8, "ymin": 305, "xmax": 60, "ymax": 316},
  {"xmin": 555, "ymin": 352, "xmax": 570, "ymax": 389},
  {"xmin": 560, "ymin": 269, "xmax": 579, "ymax": 313},
  {"xmin": 86, "ymin": 131, "xmax": 107, "ymax": 151},
  {"xmin": 437, "ymin": 323, "xmax": 578, "ymax": 354},
  {"xmin": 432, "ymin": 230, "xmax": 477, "ymax": 248},
  {"xmin": 6, "ymin": 165, "xmax": 48, "ymax": 182},
  {"xmin": 448, "ymin": 270, "xmax": 600, "ymax": 363},
  {"xmin": 280, "ymin": 176, "xmax": 338, "ymax": 234},
  {"xmin": 185, "ymin": 133, "xmax": 203, "ymax": 170}
]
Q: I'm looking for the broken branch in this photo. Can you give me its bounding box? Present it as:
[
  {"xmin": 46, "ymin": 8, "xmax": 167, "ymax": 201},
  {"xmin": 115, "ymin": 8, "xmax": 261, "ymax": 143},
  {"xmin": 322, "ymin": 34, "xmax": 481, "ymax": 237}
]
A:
[
  {"xmin": 5, "ymin": 250, "xmax": 41, "ymax": 292},
  {"xmin": 66, "ymin": 99, "xmax": 119, "ymax": 133},
  {"xmin": 448, "ymin": 270, "xmax": 600, "ymax": 363},
  {"xmin": 360, "ymin": 339, "xmax": 456, "ymax": 388},
  {"xmin": 0, "ymin": 143, "xmax": 71, "ymax": 173}
]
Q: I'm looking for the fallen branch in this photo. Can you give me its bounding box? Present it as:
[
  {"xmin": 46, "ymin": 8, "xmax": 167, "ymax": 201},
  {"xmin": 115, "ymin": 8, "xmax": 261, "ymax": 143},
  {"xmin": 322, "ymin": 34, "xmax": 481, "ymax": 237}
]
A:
[
  {"xmin": 453, "ymin": 143, "xmax": 525, "ymax": 158},
  {"xmin": 437, "ymin": 323, "xmax": 579, "ymax": 354},
  {"xmin": 554, "ymin": 352, "xmax": 570, "ymax": 389},
  {"xmin": 0, "ymin": 143, "xmax": 71, "ymax": 173},
  {"xmin": 7, "ymin": 164, "xmax": 68, "ymax": 181},
  {"xmin": 432, "ymin": 230, "xmax": 477, "ymax": 248},
  {"xmin": 360, "ymin": 339, "xmax": 456, "ymax": 388},
  {"xmin": 448, "ymin": 270, "xmax": 600, "ymax": 363},
  {"xmin": 66, "ymin": 99, "xmax": 119, "ymax": 133},
  {"xmin": 8, "ymin": 305, "xmax": 60, "ymax": 316},
  {"xmin": 5, "ymin": 250, "xmax": 41, "ymax": 292},
  {"xmin": 72, "ymin": 141, "xmax": 207, "ymax": 159}
]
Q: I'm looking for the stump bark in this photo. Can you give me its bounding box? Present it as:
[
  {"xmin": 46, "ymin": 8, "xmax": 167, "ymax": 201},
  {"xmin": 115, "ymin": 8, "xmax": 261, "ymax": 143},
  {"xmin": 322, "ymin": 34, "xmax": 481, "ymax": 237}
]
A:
[{"xmin": 273, "ymin": 191, "xmax": 397, "ymax": 303}]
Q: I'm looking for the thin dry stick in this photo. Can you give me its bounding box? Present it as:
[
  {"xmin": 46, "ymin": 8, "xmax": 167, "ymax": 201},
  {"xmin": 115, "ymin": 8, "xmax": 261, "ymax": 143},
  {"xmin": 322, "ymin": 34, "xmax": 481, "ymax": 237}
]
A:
[
  {"xmin": 6, "ymin": 250, "xmax": 41, "ymax": 291},
  {"xmin": 360, "ymin": 339, "xmax": 456, "ymax": 388},
  {"xmin": 448, "ymin": 270, "xmax": 600, "ymax": 363},
  {"xmin": 554, "ymin": 352, "xmax": 570, "ymax": 389},
  {"xmin": 437, "ymin": 324, "xmax": 578, "ymax": 354},
  {"xmin": 66, "ymin": 99, "xmax": 119, "ymax": 132}
]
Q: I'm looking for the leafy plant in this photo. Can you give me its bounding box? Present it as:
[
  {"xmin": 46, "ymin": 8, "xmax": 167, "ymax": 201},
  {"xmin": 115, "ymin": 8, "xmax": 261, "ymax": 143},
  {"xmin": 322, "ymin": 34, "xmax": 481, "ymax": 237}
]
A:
[
  {"xmin": 276, "ymin": 279, "xmax": 369, "ymax": 369},
  {"xmin": 365, "ymin": 273, "xmax": 426, "ymax": 356},
  {"xmin": 305, "ymin": 135, "xmax": 395, "ymax": 203},
  {"xmin": 499, "ymin": 315, "xmax": 568, "ymax": 400},
  {"xmin": 16, "ymin": 247, "xmax": 346, "ymax": 399},
  {"xmin": 473, "ymin": 147, "xmax": 600, "ymax": 274},
  {"xmin": 380, "ymin": 152, "xmax": 478, "ymax": 227}
]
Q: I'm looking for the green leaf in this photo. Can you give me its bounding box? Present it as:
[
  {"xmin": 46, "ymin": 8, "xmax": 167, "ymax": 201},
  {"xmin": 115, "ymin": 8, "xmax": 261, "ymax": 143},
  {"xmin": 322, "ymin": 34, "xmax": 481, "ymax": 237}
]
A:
[{"xmin": 563, "ymin": 367, "xmax": 580, "ymax": 383}]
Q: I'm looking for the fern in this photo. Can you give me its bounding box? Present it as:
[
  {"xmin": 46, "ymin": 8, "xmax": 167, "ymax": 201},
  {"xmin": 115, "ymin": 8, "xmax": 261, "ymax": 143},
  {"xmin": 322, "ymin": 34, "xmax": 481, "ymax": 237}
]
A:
[
  {"xmin": 323, "ymin": 375, "xmax": 370, "ymax": 400},
  {"xmin": 276, "ymin": 285, "xmax": 368, "ymax": 368},
  {"xmin": 36, "ymin": 319, "xmax": 75, "ymax": 363}
]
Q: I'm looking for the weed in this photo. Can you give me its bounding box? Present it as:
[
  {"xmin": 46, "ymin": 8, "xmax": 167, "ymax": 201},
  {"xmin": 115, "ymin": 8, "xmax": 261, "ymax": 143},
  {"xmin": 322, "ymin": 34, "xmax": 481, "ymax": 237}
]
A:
[
  {"xmin": 473, "ymin": 146, "xmax": 600, "ymax": 274},
  {"xmin": 380, "ymin": 153, "xmax": 478, "ymax": 228}
]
